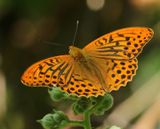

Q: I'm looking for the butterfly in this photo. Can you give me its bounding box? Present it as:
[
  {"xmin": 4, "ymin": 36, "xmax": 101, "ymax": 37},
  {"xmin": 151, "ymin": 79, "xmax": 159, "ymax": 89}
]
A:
[{"xmin": 21, "ymin": 27, "xmax": 154, "ymax": 97}]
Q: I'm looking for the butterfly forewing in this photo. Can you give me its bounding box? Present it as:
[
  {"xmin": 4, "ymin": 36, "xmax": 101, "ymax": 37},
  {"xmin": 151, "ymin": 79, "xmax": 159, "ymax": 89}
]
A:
[
  {"xmin": 21, "ymin": 55, "xmax": 74, "ymax": 88},
  {"xmin": 83, "ymin": 27, "xmax": 153, "ymax": 60},
  {"xmin": 21, "ymin": 55, "xmax": 105, "ymax": 97}
]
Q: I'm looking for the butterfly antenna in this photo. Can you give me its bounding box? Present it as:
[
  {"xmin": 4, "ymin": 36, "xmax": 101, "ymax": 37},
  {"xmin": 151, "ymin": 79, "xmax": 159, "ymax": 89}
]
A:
[
  {"xmin": 43, "ymin": 41, "xmax": 66, "ymax": 47},
  {"xmin": 72, "ymin": 20, "xmax": 79, "ymax": 46}
]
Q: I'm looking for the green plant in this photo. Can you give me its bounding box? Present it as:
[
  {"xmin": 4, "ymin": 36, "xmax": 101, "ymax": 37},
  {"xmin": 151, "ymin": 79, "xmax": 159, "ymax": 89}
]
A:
[{"xmin": 37, "ymin": 87, "xmax": 119, "ymax": 129}]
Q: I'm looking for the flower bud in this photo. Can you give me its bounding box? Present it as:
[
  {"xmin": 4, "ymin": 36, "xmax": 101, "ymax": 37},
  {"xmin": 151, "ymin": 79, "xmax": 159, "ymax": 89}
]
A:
[
  {"xmin": 48, "ymin": 88, "xmax": 68, "ymax": 101},
  {"xmin": 38, "ymin": 110, "xmax": 69, "ymax": 129}
]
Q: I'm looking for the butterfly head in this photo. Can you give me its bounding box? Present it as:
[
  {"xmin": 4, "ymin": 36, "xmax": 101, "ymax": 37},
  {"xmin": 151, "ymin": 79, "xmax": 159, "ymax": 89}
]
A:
[{"xmin": 69, "ymin": 46, "xmax": 84, "ymax": 60}]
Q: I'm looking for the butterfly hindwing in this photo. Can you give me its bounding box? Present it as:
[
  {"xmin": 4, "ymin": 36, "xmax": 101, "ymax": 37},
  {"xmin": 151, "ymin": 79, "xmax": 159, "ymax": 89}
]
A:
[
  {"xmin": 62, "ymin": 73, "xmax": 105, "ymax": 97},
  {"xmin": 104, "ymin": 58, "xmax": 138, "ymax": 91},
  {"xmin": 84, "ymin": 27, "xmax": 153, "ymax": 60}
]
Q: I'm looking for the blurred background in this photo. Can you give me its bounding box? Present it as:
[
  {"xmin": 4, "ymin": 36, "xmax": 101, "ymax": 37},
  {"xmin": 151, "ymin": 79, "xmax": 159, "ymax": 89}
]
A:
[{"xmin": 0, "ymin": 0, "xmax": 160, "ymax": 129}]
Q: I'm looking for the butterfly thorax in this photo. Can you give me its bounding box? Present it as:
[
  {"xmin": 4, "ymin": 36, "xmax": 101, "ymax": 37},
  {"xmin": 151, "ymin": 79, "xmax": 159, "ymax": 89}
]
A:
[
  {"xmin": 69, "ymin": 46, "xmax": 87, "ymax": 61},
  {"xmin": 69, "ymin": 46, "xmax": 108, "ymax": 90}
]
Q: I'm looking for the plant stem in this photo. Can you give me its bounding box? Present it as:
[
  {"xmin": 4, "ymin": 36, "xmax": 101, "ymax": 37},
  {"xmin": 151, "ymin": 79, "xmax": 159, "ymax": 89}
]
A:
[
  {"xmin": 66, "ymin": 111, "xmax": 92, "ymax": 129},
  {"xmin": 83, "ymin": 111, "xmax": 92, "ymax": 129},
  {"xmin": 68, "ymin": 120, "xmax": 84, "ymax": 127}
]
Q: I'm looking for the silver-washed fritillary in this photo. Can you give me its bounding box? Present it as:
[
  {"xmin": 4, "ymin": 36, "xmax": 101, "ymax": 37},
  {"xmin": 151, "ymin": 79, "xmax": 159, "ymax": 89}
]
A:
[{"xmin": 21, "ymin": 27, "xmax": 154, "ymax": 97}]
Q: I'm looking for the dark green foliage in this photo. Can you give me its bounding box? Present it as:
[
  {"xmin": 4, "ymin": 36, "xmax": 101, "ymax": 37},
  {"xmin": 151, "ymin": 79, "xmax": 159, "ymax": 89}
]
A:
[
  {"xmin": 72, "ymin": 97, "xmax": 91, "ymax": 114},
  {"xmin": 39, "ymin": 88, "xmax": 114, "ymax": 129},
  {"xmin": 38, "ymin": 110, "xmax": 69, "ymax": 129},
  {"xmin": 48, "ymin": 88, "xmax": 68, "ymax": 101},
  {"xmin": 92, "ymin": 94, "xmax": 113, "ymax": 115}
]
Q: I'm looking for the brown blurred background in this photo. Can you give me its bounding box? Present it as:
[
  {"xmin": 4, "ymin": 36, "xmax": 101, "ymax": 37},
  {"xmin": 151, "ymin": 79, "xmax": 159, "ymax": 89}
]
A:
[{"xmin": 0, "ymin": 0, "xmax": 160, "ymax": 129}]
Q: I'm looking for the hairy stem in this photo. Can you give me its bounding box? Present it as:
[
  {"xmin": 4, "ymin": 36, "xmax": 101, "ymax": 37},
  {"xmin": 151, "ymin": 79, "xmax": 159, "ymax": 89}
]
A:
[
  {"xmin": 83, "ymin": 111, "xmax": 92, "ymax": 129},
  {"xmin": 68, "ymin": 120, "xmax": 84, "ymax": 127}
]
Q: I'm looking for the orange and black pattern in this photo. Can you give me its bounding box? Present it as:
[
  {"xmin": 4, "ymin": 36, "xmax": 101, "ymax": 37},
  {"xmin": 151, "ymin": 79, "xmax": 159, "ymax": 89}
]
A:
[{"xmin": 21, "ymin": 27, "xmax": 154, "ymax": 97}]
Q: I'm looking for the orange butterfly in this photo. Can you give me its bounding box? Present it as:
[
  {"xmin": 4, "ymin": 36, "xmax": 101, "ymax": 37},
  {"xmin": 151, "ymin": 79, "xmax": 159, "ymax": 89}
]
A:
[{"xmin": 21, "ymin": 27, "xmax": 154, "ymax": 97}]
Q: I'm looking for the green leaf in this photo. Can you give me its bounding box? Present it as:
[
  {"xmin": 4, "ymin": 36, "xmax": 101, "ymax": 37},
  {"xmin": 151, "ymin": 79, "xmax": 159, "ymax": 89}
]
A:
[
  {"xmin": 52, "ymin": 109, "xmax": 69, "ymax": 123},
  {"xmin": 92, "ymin": 94, "xmax": 113, "ymax": 115},
  {"xmin": 48, "ymin": 88, "xmax": 68, "ymax": 102},
  {"xmin": 38, "ymin": 113, "xmax": 57, "ymax": 129},
  {"xmin": 38, "ymin": 110, "xmax": 69, "ymax": 129},
  {"xmin": 72, "ymin": 97, "xmax": 91, "ymax": 114}
]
